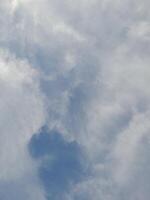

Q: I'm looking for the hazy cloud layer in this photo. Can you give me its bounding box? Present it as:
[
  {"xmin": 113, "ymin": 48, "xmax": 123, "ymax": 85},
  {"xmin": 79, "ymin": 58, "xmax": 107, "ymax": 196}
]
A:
[{"xmin": 0, "ymin": 0, "xmax": 150, "ymax": 199}]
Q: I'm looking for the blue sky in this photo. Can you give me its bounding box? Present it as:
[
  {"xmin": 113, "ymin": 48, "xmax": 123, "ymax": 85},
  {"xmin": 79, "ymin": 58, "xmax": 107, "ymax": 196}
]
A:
[
  {"xmin": 29, "ymin": 127, "xmax": 89, "ymax": 200},
  {"xmin": 0, "ymin": 0, "xmax": 150, "ymax": 199}
]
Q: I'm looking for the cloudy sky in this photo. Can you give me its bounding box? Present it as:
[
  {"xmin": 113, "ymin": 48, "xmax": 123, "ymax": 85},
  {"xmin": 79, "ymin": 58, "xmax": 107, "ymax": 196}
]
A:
[{"xmin": 0, "ymin": 0, "xmax": 150, "ymax": 199}]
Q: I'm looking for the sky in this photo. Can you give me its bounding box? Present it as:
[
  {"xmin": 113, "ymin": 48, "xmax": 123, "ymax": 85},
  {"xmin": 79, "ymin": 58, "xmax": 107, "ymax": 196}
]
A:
[{"xmin": 0, "ymin": 0, "xmax": 150, "ymax": 199}]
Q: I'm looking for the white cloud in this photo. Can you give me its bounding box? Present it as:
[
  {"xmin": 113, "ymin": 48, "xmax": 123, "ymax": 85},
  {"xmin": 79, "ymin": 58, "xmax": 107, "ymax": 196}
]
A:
[
  {"xmin": 0, "ymin": 49, "xmax": 46, "ymax": 199},
  {"xmin": 1, "ymin": 0, "xmax": 150, "ymax": 199}
]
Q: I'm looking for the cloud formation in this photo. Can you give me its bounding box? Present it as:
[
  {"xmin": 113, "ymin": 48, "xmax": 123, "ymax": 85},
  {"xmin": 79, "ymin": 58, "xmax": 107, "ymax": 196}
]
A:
[
  {"xmin": 0, "ymin": 0, "xmax": 150, "ymax": 199},
  {"xmin": 0, "ymin": 49, "xmax": 46, "ymax": 199}
]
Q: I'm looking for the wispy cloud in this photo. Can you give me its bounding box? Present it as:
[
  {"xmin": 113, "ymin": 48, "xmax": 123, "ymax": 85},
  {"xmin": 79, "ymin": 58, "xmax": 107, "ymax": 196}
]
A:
[{"xmin": 0, "ymin": 0, "xmax": 150, "ymax": 199}]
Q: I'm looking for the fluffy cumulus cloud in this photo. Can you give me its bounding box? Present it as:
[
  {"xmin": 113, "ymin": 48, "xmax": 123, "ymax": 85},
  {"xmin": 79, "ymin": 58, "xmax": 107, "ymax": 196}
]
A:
[{"xmin": 0, "ymin": 0, "xmax": 150, "ymax": 199}]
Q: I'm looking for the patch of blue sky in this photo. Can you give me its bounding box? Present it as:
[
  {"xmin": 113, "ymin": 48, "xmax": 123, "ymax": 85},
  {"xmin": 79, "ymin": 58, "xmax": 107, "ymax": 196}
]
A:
[{"xmin": 29, "ymin": 126, "xmax": 90, "ymax": 200}]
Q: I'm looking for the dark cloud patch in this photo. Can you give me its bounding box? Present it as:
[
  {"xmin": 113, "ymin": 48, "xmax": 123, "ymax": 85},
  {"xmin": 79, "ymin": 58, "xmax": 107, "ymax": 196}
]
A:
[{"xmin": 29, "ymin": 126, "xmax": 89, "ymax": 200}]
